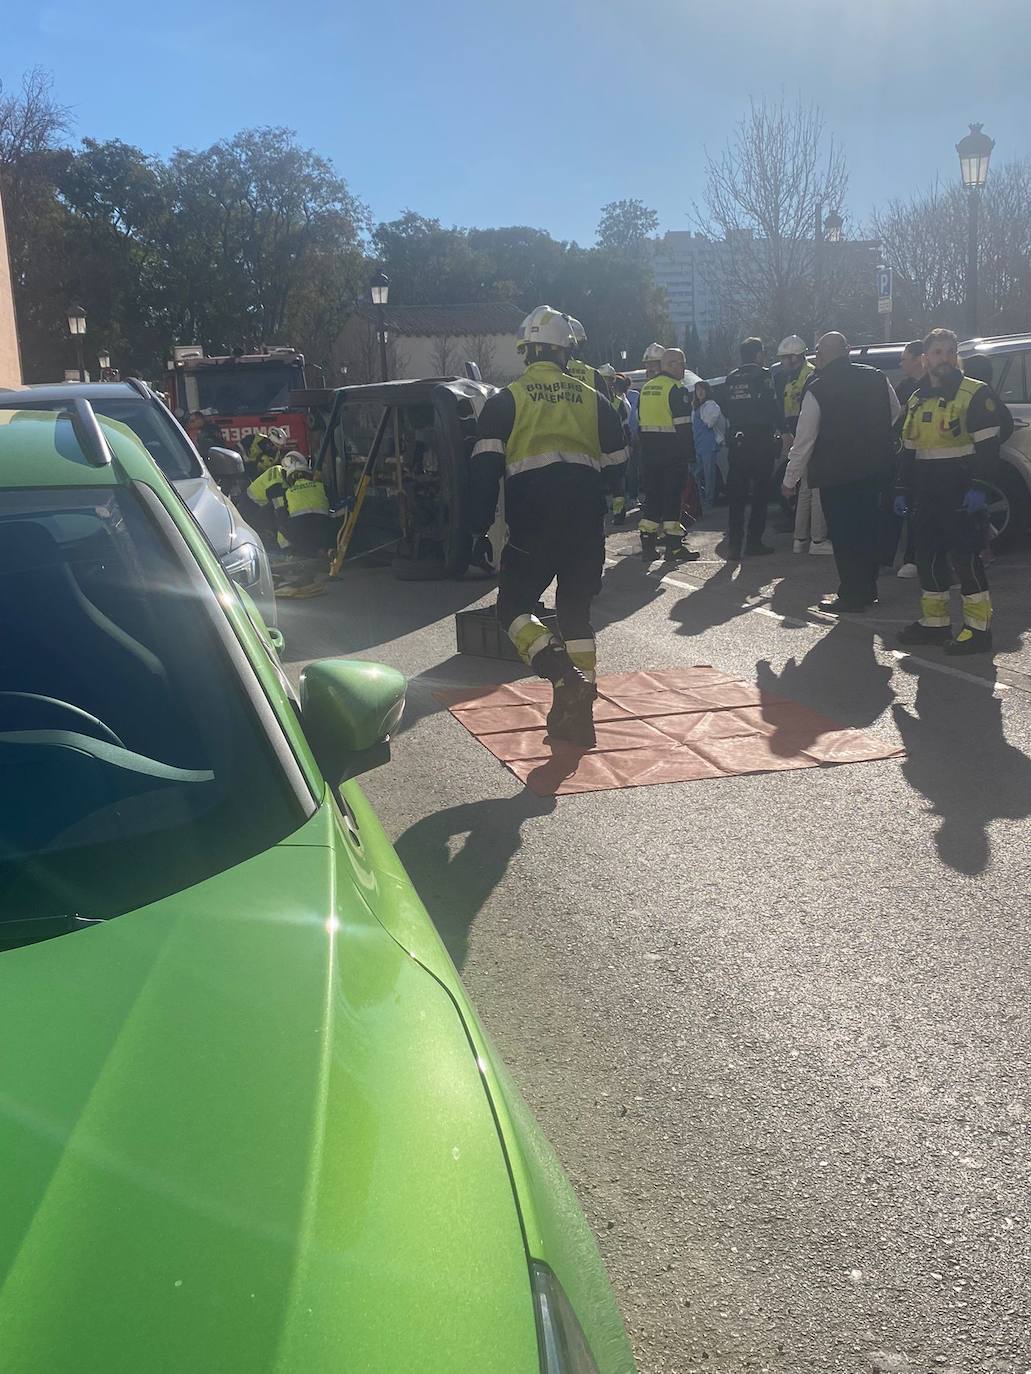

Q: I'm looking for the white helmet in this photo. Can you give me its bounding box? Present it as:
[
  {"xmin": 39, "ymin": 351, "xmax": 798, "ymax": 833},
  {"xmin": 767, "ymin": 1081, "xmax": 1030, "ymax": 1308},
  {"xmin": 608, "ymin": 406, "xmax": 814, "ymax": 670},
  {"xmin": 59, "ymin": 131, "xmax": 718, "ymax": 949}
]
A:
[
  {"xmin": 777, "ymin": 335, "xmax": 808, "ymax": 357},
  {"xmin": 597, "ymin": 362, "xmax": 616, "ymax": 377},
  {"xmin": 517, "ymin": 305, "xmax": 576, "ymax": 352},
  {"xmin": 565, "ymin": 315, "xmax": 587, "ymax": 347},
  {"xmin": 281, "ymin": 450, "xmax": 310, "ymax": 476},
  {"xmin": 267, "ymin": 425, "xmax": 290, "ymax": 448},
  {"xmin": 642, "ymin": 342, "xmax": 665, "ymax": 363}
]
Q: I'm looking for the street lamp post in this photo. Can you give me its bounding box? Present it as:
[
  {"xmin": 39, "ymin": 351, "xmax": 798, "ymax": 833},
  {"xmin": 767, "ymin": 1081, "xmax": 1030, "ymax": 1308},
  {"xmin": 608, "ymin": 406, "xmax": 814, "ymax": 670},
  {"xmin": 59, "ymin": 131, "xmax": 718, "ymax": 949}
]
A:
[
  {"xmin": 956, "ymin": 123, "xmax": 994, "ymax": 337},
  {"xmin": 98, "ymin": 350, "xmax": 111, "ymax": 381},
  {"xmin": 371, "ymin": 271, "xmax": 389, "ymax": 381},
  {"xmin": 66, "ymin": 304, "xmax": 87, "ymax": 382},
  {"xmin": 824, "ymin": 209, "xmax": 843, "ymax": 244}
]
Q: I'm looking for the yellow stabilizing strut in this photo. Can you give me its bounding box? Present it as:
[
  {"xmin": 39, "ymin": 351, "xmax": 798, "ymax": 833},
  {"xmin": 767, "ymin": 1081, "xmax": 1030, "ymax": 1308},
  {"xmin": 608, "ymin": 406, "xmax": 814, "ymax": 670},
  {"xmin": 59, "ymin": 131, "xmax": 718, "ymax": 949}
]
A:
[{"xmin": 329, "ymin": 470, "xmax": 371, "ymax": 578}]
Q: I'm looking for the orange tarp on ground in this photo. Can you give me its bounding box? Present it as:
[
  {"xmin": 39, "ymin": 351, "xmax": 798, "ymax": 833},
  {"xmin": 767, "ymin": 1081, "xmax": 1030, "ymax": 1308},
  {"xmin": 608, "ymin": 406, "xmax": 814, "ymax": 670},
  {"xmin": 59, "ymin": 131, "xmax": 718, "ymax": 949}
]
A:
[{"xmin": 436, "ymin": 667, "xmax": 903, "ymax": 797}]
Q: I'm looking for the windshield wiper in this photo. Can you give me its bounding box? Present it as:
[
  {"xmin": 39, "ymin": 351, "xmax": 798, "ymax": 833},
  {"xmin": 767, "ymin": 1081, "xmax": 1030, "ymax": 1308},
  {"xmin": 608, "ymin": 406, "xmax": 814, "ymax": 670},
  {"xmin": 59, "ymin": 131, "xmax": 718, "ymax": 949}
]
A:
[{"xmin": 0, "ymin": 913, "xmax": 105, "ymax": 952}]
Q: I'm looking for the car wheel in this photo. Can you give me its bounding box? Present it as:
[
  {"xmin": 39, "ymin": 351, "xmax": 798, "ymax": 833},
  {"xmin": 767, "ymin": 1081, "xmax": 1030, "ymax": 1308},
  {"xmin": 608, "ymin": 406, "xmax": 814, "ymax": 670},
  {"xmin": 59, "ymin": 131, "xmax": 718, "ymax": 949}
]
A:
[{"xmin": 972, "ymin": 461, "xmax": 1028, "ymax": 551}]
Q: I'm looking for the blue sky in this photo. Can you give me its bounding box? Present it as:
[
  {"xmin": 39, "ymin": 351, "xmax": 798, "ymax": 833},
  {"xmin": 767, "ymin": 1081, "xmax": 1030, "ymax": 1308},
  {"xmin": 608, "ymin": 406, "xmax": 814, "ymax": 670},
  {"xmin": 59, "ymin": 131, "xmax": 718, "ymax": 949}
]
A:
[{"xmin": 5, "ymin": 0, "xmax": 1029, "ymax": 244}]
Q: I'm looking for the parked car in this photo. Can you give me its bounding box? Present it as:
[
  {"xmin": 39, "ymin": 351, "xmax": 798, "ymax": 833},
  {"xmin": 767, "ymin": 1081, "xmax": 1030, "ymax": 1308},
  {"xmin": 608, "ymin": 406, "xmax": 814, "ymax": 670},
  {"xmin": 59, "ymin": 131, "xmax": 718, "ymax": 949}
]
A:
[
  {"xmin": 0, "ymin": 401, "xmax": 635, "ymax": 1374},
  {"xmin": 0, "ymin": 379, "xmax": 277, "ymax": 622}
]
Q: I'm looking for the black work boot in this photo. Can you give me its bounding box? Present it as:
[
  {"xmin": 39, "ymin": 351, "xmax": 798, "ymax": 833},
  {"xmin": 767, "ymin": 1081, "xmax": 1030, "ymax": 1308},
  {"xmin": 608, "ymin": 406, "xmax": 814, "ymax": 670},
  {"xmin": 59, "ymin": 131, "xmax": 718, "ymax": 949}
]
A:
[
  {"xmin": 640, "ymin": 531, "xmax": 659, "ymax": 562},
  {"xmin": 536, "ymin": 643, "xmax": 598, "ymax": 747},
  {"xmin": 897, "ymin": 621, "xmax": 951, "ymax": 647},
  {"xmin": 745, "ymin": 540, "xmax": 774, "ymax": 556},
  {"xmin": 663, "ymin": 536, "xmax": 700, "ymax": 563},
  {"xmin": 944, "ymin": 626, "xmax": 993, "ymax": 656}
]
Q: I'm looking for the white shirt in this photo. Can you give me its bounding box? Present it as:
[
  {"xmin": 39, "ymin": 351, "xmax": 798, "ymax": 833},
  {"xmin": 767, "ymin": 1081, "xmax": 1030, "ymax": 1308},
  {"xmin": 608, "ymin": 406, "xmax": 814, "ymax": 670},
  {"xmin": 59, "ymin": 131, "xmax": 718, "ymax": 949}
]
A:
[{"xmin": 783, "ymin": 377, "xmax": 902, "ymax": 489}]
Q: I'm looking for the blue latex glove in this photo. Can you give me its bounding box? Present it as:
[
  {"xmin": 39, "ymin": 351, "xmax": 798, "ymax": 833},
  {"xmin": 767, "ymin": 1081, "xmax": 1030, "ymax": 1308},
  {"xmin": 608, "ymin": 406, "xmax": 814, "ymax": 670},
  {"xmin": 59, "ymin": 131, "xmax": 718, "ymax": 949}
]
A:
[
  {"xmin": 962, "ymin": 487, "xmax": 988, "ymax": 515},
  {"xmin": 893, "ymin": 495, "xmax": 908, "ymax": 518}
]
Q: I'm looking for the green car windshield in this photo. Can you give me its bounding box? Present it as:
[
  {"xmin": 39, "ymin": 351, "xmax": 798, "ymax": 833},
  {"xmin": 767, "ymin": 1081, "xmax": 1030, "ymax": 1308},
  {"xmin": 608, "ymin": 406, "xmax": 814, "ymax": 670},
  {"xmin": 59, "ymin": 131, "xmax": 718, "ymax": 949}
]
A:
[{"xmin": 0, "ymin": 485, "xmax": 303, "ymax": 941}]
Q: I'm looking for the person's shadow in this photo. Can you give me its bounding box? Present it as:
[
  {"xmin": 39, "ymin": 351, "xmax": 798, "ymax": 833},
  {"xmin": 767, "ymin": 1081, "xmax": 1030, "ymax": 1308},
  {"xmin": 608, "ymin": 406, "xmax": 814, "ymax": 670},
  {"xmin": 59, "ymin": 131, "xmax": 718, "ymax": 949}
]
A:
[
  {"xmin": 755, "ymin": 621, "xmax": 896, "ymax": 755},
  {"xmin": 668, "ymin": 558, "xmax": 776, "ymax": 639},
  {"xmin": 393, "ymin": 790, "xmax": 557, "ymax": 970},
  {"xmin": 892, "ymin": 665, "xmax": 1031, "ymax": 875}
]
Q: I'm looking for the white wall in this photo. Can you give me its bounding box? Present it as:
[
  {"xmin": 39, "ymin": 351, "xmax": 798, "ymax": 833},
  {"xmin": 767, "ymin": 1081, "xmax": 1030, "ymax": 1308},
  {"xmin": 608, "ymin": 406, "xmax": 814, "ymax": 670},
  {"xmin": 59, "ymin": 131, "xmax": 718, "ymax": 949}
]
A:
[{"xmin": 0, "ymin": 188, "xmax": 22, "ymax": 388}]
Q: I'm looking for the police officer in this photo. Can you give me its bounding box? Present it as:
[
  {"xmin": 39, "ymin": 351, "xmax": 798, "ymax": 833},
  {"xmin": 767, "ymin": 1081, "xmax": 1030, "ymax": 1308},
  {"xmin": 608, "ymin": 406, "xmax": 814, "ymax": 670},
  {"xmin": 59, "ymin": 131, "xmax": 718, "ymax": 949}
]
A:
[
  {"xmin": 896, "ymin": 327, "xmax": 1001, "ymax": 655},
  {"xmin": 246, "ymin": 451, "xmax": 334, "ymax": 558},
  {"xmin": 469, "ymin": 306, "xmax": 628, "ymax": 747},
  {"xmin": 637, "ymin": 347, "xmax": 700, "ymax": 563},
  {"xmin": 240, "ymin": 425, "xmax": 290, "ymax": 479},
  {"xmin": 564, "ymin": 317, "xmax": 611, "ymax": 400},
  {"xmin": 717, "ymin": 337, "xmax": 782, "ymax": 559}
]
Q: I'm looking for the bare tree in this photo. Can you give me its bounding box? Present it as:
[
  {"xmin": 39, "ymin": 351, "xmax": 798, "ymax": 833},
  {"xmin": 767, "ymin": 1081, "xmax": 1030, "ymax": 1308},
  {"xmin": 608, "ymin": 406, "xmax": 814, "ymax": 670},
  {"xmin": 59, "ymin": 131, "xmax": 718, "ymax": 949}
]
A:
[
  {"xmin": 461, "ymin": 332, "xmax": 497, "ymax": 381},
  {"xmin": 872, "ymin": 161, "xmax": 1031, "ymax": 335},
  {"xmin": 428, "ymin": 332, "xmax": 457, "ymax": 375},
  {"xmin": 336, "ymin": 314, "xmax": 409, "ymax": 385},
  {"xmin": 696, "ymin": 96, "xmax": 848, "ymax": 343}
]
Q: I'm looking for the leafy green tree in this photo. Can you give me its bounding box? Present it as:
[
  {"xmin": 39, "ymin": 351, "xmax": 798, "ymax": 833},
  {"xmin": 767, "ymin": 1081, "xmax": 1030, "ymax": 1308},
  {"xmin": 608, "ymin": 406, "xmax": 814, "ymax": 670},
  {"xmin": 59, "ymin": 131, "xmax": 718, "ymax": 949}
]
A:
[{"xmin": 596, "ymin": 199, "xmax": 659, "ymax": 257}]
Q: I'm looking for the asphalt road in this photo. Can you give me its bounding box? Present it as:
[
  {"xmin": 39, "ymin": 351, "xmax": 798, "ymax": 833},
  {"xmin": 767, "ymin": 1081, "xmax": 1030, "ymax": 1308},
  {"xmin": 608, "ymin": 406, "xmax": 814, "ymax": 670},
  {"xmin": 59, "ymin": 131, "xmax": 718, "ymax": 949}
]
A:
[{"xmin": 281, "ymin": 517, "xmax": 1031, "ymax": 1374}]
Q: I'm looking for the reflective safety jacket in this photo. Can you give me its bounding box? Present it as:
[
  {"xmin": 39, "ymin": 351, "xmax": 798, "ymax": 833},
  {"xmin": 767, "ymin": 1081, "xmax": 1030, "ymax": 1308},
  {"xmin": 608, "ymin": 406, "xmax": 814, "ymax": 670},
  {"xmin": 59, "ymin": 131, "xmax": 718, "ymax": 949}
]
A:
[
  {"xmin": 567, "ymin": 357, "xmax": 610, "ymax": 399},
  {"xmin": 243, "ymin": 432, "xmax": 281, "ymax": 475},
  {"xmin": 782, "ymin": 361, "xmax": 815, "ymax": 423},
  {"xmin": 901, "ymin": 370, "xmax": 1000, "ymax": 462},
  {"xmin": 247, "ymin": 465, "xmax": 329, "ymax": 518},
  {"xmin": 469, "ymin": 360, "xmax": 628, "ymax": 533},
  {"xmin": 638, "ymin": 374, "xmax": 690, "ymax": 434}
]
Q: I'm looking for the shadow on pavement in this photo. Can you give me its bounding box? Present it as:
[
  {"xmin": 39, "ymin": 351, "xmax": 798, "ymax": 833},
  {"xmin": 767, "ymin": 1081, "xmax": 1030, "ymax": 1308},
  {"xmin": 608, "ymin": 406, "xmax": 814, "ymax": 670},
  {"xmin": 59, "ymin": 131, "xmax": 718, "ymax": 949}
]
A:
[
  {"xmin": 891, "ymin": 664, "xmax": 1031, "ymax": 876},
  {"xmin": 755, "ymin": 621, "xmax": 896, "ymax": 754},
  {"xmin": 666, "ymin": 559, "xmax": 775, "ymax": 639},
  {"xmin": 596, "ymin": 550, "xmax": 670, "ymax": 625},
  {"xmin": 281, "ymin": 565, "xmax": 493, "ymax": 665},
  {"xmin": 393, "ymin": 790, "xmax": 556, "ymax": 970}
]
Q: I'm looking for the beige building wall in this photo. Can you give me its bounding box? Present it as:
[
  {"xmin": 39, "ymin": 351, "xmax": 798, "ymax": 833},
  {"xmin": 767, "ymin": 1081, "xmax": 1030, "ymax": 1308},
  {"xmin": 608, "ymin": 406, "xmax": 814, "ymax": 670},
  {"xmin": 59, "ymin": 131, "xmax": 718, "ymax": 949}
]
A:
[{"xmin": 0, "ymin": 187, "xmax": 22, "ymax": 387}]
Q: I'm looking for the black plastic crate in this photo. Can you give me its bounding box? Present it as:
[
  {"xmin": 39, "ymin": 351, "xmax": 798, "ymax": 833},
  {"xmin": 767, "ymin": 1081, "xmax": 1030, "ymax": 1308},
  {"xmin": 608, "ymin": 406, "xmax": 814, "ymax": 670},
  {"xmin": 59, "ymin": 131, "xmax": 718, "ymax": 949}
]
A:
[{"xmin": 455, "ymin": 603, "xmax": 558, "ymax": 661}]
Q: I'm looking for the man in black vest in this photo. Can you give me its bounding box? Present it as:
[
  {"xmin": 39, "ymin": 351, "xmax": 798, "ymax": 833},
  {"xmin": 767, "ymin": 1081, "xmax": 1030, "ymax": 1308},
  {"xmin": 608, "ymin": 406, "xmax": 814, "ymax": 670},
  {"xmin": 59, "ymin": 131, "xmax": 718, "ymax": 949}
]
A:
[{"xmin": 782, "ymin": 332, "xmax": 901, "ymax": 612}]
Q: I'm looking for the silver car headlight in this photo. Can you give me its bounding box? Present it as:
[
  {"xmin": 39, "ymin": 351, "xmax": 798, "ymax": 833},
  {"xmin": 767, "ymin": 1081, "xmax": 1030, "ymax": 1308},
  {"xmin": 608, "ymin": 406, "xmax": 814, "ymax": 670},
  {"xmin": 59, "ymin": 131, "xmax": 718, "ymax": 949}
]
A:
[
  {"xmin": 220, "ymin": 541, "xmax": 261, "ymax": 588},
  {"xmin": 531, "ymin": 1262, "xmax": 601, "ymax": 1374}
]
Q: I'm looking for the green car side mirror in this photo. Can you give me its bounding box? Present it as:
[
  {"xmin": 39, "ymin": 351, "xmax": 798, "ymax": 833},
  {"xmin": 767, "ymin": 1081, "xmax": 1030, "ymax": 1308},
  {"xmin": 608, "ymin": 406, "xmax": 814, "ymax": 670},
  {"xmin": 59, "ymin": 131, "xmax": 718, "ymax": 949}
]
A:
[{"xmin": 300, "ymin": 659, "xmax": 406, "ymax": 782}]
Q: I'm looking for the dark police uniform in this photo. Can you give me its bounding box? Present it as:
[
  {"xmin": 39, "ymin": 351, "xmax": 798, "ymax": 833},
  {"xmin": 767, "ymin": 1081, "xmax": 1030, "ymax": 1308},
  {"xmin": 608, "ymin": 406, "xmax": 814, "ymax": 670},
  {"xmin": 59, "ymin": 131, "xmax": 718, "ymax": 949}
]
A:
[{"xmin": 717, "ymin": 363, "xmax": 782, "ymax": 552}]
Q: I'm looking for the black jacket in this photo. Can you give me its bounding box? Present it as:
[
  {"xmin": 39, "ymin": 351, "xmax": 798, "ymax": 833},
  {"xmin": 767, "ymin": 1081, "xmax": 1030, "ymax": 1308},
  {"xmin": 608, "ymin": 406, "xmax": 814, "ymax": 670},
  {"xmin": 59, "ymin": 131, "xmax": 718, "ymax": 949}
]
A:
[
  {"xmin": 717, "ymin": 364, "xmax": 781, "ymax": 443},
  {"xmin": 806, "ymin": 358, "xmax": 895, "ymax": 488}
]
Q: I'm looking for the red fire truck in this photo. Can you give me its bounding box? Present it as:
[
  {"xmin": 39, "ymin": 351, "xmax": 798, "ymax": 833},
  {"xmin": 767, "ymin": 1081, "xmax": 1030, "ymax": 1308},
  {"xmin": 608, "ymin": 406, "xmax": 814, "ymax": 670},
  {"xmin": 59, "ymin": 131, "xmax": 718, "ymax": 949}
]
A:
[{"xmin": 166, "ymin": 346, "xmax": 314, "ymax": 458}]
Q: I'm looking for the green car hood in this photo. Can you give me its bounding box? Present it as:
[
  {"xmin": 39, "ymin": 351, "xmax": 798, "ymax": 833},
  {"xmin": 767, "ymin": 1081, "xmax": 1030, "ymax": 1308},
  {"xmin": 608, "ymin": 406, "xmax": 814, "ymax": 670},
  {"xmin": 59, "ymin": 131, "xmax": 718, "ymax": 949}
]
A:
[{"xmin": 0, "ymin": 812, "xmax": 539, "ymax": 1374}]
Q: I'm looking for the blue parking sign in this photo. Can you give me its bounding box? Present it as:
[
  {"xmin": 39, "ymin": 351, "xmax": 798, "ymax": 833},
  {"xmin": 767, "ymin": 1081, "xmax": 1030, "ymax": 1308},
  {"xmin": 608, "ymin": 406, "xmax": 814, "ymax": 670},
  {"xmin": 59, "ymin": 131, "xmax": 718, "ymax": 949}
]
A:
[{"xmin": 876, "ymin": 266, "xmax": 892, "ymax": 301}]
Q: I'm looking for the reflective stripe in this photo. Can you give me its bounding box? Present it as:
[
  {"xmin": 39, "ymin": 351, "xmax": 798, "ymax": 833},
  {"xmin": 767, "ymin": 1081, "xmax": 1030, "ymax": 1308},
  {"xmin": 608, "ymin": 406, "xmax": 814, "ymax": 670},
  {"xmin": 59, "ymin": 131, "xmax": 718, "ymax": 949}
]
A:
[
  {"xmin": 506, "ymin": 450, "xmax": 603, "ymax": 478},
  {"xmin": 639, "ymin": 423, "xmax": 676, "ymax": 433},
  {"xmin": 472, "ymin": 438, "xmax": 505, "ymax": 456},
  {"xmin": 662, "ymin": 521, "xmax": 686, "ymax": 536},
  {"xmin": 911, "ymin": 445, "xmax": 975, "ymax": 459},
  {"xmin": 673, "ymin": 415, "xmax": 692, "ymax": 427},
  {"xmin": 600, "ymin": 446, "xmax": 629, "ymax": 467},
  {"xmin": 961, "ymin": 590, "xmax": 992, "ymax": 630},
  {"xmin": 919, "ymin": 591, "xmax": 951, "ymax": 627},
  {"xmin": 638, "ymin": 518, "xmax": 660, "ymax": 533},
  {"xmin": 970, "ymin": 426, "xmax": 1000, "ymax": 442},
  {"xmin": 287, "ymin": 507, "xmax": 326, "ymax": 519},
  {"xmin": 566, "ymin": 638, "xmax": 597, "ymax": 683},
  {"xmin": 507, "ymin": 613, "xmax": 556, "ymax": 664}
]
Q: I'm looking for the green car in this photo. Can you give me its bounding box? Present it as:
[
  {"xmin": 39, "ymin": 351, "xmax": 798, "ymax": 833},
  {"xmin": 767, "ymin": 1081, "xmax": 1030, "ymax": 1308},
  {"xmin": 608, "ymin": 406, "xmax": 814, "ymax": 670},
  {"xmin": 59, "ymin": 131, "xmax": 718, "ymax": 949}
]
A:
[{"xmin": 0, "ymin": 403, "xmax": 635, "ymax": 1374}]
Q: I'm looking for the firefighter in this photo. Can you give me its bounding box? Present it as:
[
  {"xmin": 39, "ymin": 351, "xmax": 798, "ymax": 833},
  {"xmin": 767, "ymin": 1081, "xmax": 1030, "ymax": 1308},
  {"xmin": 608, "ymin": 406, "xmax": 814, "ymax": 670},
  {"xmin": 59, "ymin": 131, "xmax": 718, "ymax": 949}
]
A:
[
  {"xmin": 637, "ymin": 347, "xmax": 700, "ymax": 563},
  {"xmin": 240, "ymin": 425, "xmax": 290, "ymax": 478},
  {"xmin": 641, "ymin": 342, "xmax": 665, "ymax": 382},
  {"xmin": 246, "ymin": 451, "xmax": 334, "ymax": 558},
  {"xmin": 469, "ymin": 305, "xmax": 629, "ymax": 748},
  {"xmin": 717, "ymin": 338, "xmax": 782, "ymax": 559},
  {"xmin": 599, "ymin": 363, "xmax": 631, "ymax": 522},
  {"xmin": 896, "ymin": 327, "xmax": 1001, "ymax": 655},
  {"xmin": 564, "ymin": 317, "xmax": 611, "ymax": 399}
]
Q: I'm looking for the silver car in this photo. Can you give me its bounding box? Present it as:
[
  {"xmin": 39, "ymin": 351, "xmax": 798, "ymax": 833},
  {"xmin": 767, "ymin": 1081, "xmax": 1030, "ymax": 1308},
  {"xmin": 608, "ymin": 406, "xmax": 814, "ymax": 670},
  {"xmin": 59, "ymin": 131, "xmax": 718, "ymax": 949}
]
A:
[{"xmin": 0, "ymin": 379, "xmax": 277, "ymax": 624}]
